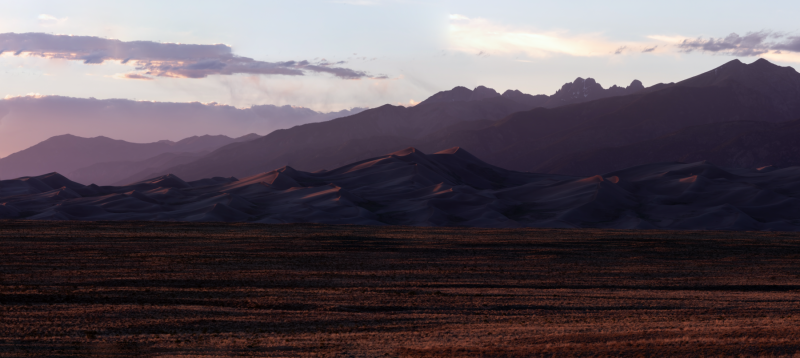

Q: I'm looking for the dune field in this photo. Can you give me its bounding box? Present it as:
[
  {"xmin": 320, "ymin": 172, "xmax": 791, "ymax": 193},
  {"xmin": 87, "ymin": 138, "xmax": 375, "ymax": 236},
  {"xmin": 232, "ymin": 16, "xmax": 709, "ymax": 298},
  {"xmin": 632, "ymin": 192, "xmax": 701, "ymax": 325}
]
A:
[{"xmin": 2, "ymin": 147, "xmax": 800, "ymax": 230}]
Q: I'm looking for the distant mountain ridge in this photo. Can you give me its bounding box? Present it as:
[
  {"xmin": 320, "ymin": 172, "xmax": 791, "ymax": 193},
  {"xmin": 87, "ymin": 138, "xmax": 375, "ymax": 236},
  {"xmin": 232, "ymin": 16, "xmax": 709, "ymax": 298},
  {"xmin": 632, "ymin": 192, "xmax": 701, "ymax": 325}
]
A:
[
  {"xmin": 0, "ymin": 133, "xmax": 261, "ymax": 183},
  {"xmin": 0, "ymin": 95, "xmax": 366, "ymax": 158},
  {"xmin": 420, "ymin": 77, "xmax": 644, "ymax": 108}
]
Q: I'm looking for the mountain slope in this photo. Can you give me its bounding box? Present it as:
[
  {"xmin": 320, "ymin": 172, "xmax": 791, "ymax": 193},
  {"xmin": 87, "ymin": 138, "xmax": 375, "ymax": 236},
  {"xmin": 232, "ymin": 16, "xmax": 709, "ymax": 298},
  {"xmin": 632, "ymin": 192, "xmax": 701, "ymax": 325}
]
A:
[
  {"xmin": 537, "ymin": 118, "xmax": 800, "ymax": 175},
  {"xmin": 420, "ymin": 59, "xmax": 800, "ymax": 172},
  {"xmin": 70, "ymin": 152, "xmax": 209, "ymax": 186},
  {"xmin": 147, "ymin": 95, "xmax": 534, "ymax": 181}
]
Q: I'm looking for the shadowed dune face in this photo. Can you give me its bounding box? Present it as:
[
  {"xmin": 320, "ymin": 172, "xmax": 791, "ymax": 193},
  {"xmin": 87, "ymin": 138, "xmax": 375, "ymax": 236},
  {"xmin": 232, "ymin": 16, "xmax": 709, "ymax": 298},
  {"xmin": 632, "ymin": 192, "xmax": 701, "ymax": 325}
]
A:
[{"xmin": 1, "ymin": 147, "xmax": 799, "ymax": 230}]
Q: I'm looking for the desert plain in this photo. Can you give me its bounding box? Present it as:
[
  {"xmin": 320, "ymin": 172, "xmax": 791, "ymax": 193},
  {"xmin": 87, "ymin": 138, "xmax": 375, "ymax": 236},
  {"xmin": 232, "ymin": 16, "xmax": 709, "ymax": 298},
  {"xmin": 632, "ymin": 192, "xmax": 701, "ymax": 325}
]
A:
[{"xmin": 0, "ymin": 221, "xmax": 799, "ymax": 356}]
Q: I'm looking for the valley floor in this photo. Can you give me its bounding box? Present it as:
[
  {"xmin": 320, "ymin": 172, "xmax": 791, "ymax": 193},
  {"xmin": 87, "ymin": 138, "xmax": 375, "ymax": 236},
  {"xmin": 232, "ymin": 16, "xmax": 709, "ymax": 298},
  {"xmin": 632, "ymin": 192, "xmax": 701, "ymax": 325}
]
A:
[{"xmin": 2, "ymin": 221, "xmax": 800, "ymax": 356}]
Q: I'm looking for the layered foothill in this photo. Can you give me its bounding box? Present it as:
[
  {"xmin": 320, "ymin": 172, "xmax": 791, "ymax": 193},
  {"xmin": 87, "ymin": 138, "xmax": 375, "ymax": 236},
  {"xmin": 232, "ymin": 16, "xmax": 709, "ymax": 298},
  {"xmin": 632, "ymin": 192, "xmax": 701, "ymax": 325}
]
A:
[
  {"xmin": 0, "ymin": 133, "xmax": 261, "ymax": 185},
  {"xmin": 0, "ymin": 95, "xmax": 366, "ymax": 159},
  {"xmin": 1, "ymin": 147, "xmax": 799, "ymax": 230}
]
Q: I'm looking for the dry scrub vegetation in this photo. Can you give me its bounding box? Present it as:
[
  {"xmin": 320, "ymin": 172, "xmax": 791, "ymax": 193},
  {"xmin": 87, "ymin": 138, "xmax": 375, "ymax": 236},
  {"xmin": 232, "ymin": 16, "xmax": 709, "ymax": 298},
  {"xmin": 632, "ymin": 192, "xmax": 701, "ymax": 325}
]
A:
[{"xmin": 1, "ymin": 221, "xmax": 800, "ymax": 356}]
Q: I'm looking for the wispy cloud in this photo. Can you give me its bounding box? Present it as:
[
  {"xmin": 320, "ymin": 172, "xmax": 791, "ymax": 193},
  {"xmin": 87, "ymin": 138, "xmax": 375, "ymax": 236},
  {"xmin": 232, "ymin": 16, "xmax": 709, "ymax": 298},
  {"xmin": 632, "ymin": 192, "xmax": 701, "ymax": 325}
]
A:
[
  {"xmin": 448, "ymin": 15, "xmax": 800, "ymax": 63},
  {"xmin": 447, "ymin": 14, "xmax": 663, "ymax": 58},
  {"xmin": 0, "ymin": 32, "xmax": 385, "ymax": 80},
  {"xmin": 118, "ymin": 73, "xmax": 153, "ymax": 81},
  {"xmin": 37, "ymin": 14, "xmax": 67, "ymax": 27}
]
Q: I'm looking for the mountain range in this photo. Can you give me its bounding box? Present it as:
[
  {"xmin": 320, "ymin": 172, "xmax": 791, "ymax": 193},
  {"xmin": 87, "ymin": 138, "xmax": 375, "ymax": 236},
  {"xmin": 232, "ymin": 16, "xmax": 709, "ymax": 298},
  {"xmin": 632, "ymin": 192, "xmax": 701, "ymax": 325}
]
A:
[
  {"xmin": 1, "ymin": 147, "xmax": 798, "ymax": 230},
  {"xmin": 121, "ymin": 76, "xmax": 653, "ymax": 182},
  {"xmin": 0, "ymin": 74, "xmax": 648, "ymax": 184},
  {"xmin": 132, "ymin": 58, "xmax": 800, "ymax": 182},
  {"xmin": 2, "ymin": 58, "xmax": 800, "ymax": 229}
]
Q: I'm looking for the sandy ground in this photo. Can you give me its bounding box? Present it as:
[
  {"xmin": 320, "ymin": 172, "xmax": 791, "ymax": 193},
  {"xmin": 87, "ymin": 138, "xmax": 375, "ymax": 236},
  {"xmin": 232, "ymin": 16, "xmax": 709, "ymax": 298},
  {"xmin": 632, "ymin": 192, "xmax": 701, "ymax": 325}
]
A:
[{"xmin": 2, "ymin": 221, "xmax": 800, "ymax": 357}]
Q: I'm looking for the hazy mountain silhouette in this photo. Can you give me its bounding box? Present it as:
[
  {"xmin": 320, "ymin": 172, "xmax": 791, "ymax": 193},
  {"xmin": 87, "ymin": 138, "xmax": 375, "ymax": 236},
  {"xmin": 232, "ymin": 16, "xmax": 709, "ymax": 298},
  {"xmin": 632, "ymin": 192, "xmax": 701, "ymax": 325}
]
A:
[
  {"xmin": 140, "ymin": 77, "xmax": 646, "ymax": 181},
  {"xmin": 0, "ymin": 95, "xmax": 366, "ymax": 158},
  {"xmin": 132, "ymin": 94, "xmax": 535, "ymax": 181},
  {"xmin": 5, "ymin": 59, "xmax": 798, "ymax": 185},
  {"xmin": 71, "ymin": 152, "xmax": 209, "ymax": 186},
  {"xmin": 0, "ymin": 133, "xmax": 260, "ymax": 182},
  {"xmin": 1, "ymin": 147, "xmax": 798, "ymax": 230}
]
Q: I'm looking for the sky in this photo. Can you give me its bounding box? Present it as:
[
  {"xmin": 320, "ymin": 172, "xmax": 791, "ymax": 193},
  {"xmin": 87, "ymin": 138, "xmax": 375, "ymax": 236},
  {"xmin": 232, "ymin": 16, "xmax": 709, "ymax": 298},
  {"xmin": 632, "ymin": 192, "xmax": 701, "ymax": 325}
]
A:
[{"xmin": 1, "ymin": 1, "xmax": 800, "ymax": 114}]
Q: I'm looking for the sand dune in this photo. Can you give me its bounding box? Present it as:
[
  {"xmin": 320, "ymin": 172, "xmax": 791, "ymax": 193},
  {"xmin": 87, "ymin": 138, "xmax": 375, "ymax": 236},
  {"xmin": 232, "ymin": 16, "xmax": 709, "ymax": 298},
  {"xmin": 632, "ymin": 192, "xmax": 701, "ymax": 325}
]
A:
[{"xmin": 1, "ymin": 148, "xmax": 798, "ymax": 230}]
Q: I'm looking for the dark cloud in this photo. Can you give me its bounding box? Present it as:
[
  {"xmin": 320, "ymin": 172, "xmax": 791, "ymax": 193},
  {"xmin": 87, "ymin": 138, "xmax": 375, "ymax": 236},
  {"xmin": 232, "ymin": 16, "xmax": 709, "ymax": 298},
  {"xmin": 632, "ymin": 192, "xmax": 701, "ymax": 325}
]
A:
[
  {"xmin": 642, "ymin": 45, "xmax": 657, "ymax": 53},
  {"xmin": 614, "ymin": 46, "xmax": 626, "ymax": 55},
  {"xmin": 677, "ymin": 31, "xmax": 799, "ymax": 56},
  {"xmin": 122, "ymin": 73, "xmax": 153, "ymax": 80},
  {"xmin": 0, "ymin": 32, "xmax": 379, "ymax": 80},
  {"xmin": 772, "ymin": 36, "xmax": 800, "ymax": 52}
]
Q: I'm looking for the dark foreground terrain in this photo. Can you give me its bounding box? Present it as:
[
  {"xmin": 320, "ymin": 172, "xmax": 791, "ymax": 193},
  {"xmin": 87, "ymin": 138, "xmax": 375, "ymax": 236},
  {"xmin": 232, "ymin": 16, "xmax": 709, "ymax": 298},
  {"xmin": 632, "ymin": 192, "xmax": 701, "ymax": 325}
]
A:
[{"xmin": 2, "ymin": 221, "xmax": 800, "ymax": 357}]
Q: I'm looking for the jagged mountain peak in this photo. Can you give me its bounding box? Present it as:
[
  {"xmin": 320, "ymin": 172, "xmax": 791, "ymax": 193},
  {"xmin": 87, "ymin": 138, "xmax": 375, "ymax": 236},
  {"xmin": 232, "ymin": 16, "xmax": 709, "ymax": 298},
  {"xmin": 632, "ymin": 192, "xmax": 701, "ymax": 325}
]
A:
[
  {"xmin": 421, "ymin": 76, "xmax": 643, "ymax": 109},
  {"xmin": 417, "ymin": 86, "xmax": 474, "ymax": 105},
  {"xmin": 627, "ymin": 79, "xmax": 644, "ymax": 91},
  {"xmin": 674, "ymin": 58, "xmax": 800, "ymax": 119},
  {"xmin": 680, "ymin": 58, "xmax": 798, "ymax": 87},
  {"xmin": 469, "ymin": 86, "xmax": 501, "ymax": 101}
]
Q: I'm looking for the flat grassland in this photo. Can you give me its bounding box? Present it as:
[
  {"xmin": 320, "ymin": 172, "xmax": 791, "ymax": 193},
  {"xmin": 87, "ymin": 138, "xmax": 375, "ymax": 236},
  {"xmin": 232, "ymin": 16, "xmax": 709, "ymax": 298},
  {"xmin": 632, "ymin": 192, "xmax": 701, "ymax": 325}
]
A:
[{"xmin": 2, "ymin": 221, "xmax": 800, "ymax": 357}]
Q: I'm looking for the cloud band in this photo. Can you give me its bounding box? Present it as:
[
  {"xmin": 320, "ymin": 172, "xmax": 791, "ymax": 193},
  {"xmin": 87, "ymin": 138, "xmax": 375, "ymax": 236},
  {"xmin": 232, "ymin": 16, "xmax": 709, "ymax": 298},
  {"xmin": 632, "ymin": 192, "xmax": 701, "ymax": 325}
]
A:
[
  {"xmin": 678, "ymin": 31, "xmax": 800, "ymax": 56},
  {"xmin": 0, "ymin": 32, "xmax": 380, "ymax": 79}
]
